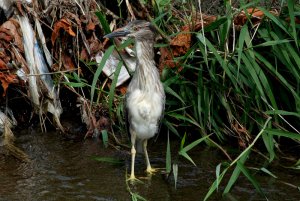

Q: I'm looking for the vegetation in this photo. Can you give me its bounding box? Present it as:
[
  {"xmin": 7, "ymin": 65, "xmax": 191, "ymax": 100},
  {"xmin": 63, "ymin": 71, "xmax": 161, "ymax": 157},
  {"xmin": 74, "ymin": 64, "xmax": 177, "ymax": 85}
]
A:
[
  {"xmin": 1, "ymin": 0, "xmax": 299, "ymax": 200},
  {"xmin": 90, "ymin": 0, "xmax": 300, "ymax": 200}
]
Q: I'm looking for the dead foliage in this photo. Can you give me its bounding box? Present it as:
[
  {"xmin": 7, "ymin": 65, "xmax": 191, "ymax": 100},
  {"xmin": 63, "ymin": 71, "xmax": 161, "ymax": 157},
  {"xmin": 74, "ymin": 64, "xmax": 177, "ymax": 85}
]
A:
[
  {"xmin": 0, "ymin": 0, "xmax": 112, "ymax": 133},
  {"xmin": 0, "ymin": 0, "xmax": 292, "ymax": 137},
  {"xmin": 0, "ymin": 19, "xmax": 23, "ymax": 96},
  {"xmin": 159, "ymin": 14, "xmax": 217, "ymax": 71},
  {"xmin": 51, "ymin": 18, "xmax": 76, "ymax": 45},
  {"xmin": 158, "ymin": 8, "xmax": 286, "ymax": 71}
]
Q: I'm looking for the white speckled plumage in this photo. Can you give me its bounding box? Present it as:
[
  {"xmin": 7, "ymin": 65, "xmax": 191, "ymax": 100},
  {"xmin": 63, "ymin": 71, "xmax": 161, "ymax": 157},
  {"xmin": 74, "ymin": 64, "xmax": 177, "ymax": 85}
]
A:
[
  {"xmin": 104, "ymin": 20, "xmax": 165, "ymax": 180},
  {"xmin": 126, "ymin": 40, "xmax": 165, "ymax": 140}
]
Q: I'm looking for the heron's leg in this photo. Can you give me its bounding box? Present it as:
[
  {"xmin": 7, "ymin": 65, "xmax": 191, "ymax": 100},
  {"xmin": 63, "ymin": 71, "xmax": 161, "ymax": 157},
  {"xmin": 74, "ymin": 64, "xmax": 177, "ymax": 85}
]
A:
[
  {"xmin": 129, "ymin": 129, "xmax": 137, "ymax": 180},
  {"xmin": 143, "ymin": 140, "xmax": 157, "ymax": 174}
]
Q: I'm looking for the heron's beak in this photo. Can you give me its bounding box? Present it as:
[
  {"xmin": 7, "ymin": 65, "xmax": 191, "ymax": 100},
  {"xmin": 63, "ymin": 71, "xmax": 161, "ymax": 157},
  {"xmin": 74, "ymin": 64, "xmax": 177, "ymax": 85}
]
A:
[{"xmin": 104, "ymin": 30, "xmax": 131, "ymax": 38}]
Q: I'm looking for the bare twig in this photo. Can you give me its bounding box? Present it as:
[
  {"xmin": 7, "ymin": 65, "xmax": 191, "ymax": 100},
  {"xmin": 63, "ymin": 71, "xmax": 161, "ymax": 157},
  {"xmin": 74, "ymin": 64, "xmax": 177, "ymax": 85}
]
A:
[
  {"xmin": 125, "ymin": 0, "xmax": 136, "ymax": 20},
  {"xmin": 198, "ymin": 0, "xmax": 207, "ymax": 56},
  {"xmin": 96, "ymin": 1, "xmax": 120, "ymax": 19},
  {"xmin": 74, "ymin": 0, "xmax": 85, "ymax": 15},
  {"xmin": 23, "ymin": 68, "xmax": 79, "ymax": 77}
]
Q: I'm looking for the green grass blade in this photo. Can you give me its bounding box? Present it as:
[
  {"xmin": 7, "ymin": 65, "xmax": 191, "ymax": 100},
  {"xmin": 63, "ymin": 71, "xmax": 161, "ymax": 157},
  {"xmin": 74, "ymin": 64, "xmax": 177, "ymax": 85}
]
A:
[
  {"xmin": 265, "ymin": 110, "xmax": 300, "ymax": 118},
  {"xmin": 265, "ymin": 129, "xmax": 300, "ymax": 140},
  {"xmin": 91, "ymin": 156, "xmax": 123, "ymax": 164},
  {"xmin": 237, "ymin": 161, "xmax": 266, "ymax": 197},
  {"xmin": 166, "ymin": 131, "xmax": 171, "ymax": 173},
  {"xmin": 180, "ymin": 133, "xmax": 186, "ymax": 150},
  {"xmin": 162, "ymin": 73, "xmax": 182, "ymax": 87},
  {"xmin": 63, "ymin": 81, "xmax": 87, "ymax": 88},
  {"xmin": 168, "ymin": 113, "xmax": 200, "ymax": 128},
  {"xmin": 180, "ymin": 151, "xmax": 196, "ymax": 166},
  {"xmin": 180, "ymin": 134, "xmax": 212, "ymax": 153},
  {"xmin": 246, "ymin": 52, "xmax": 278, "ymax": 109},
  {"xmin": 173, "ymin": 163, "xmax": 178, "ymax": 189},
  {"xmin": 262, "ymin": 130, "xmax": 275, "ymax": 162},
  {"xmin": 283, "ymin": 41, "xmax": 300, "ymax": 75},
  {"xmin": 165, "ymin": 86, "xmax": 185, "ymax": 104},
  {"xmin": 73, "ymin": 72, "xmax": 83, "ymax": 82},
  {"xmin": 163, "ymin": 119, "xmax": 180, "ymax": 137},
  {"xmin": 237, "ymin": 24, "xmax": 248, "ymax": 77},
  {"xmin": 204, "ymin": 17, "xmax": 227, "ymax": 32},
  {"xmin": 253, "ymin": 39, "xmax": 290, "ymax": 47},
  {"xmin": 241, "ymin": 53, "xmax": 264, "ymax": 97},
  {"xmin": 179, "ymin": 134, "xmax": 212, "ymax": 166},
  {"xmin": 90, "ymin": 45, "xmax": 114, "ymax": 106},
  {"xmin": 197, "ymin": 34, "xmax": 237, "ymax": 87},
  {"xmin": 287, "ymin": 0, "xmax": 298, "ymax": 47},
  {"xmin": 108, "ymin": 61, "xmax": 123, "ymax": 117},
  {"xmin": 117, "ymin": 38, "xmax": 135, "ymax": 50},
  {"xmin": 223, "ymin": 150, "xmax": 250, "ymax": 194},
  {"xmin": 204, "ymin": 168, "xmax": 228, "ymax": 201},
  {"xmin": 95, "ymin": 11, "xmax": 111, "ymax": 34},
  {"xmin": 260, "ymin": 167, "xmax": 277, "ymax": 178},
  {"xmin": 131, "ymin": 193, "xmax": 147, "ymax": 201},
  {"xmin": 101, "ymin": 129, "xmax": 108, "ymax": 148},
  {"xmin": 216, "ymin": 163, "xmax": 222, "ymax": 192},
  {"xmin": 255, "ymin": 52, "xmax": 299, "ymax": 99},
  {"xmin": 258, "ymin": 7, "xmax": 290, "ymax": 36}
]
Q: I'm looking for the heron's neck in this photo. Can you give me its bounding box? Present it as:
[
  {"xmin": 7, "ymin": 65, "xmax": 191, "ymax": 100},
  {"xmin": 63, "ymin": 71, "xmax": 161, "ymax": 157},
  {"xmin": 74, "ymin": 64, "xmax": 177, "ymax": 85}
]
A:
[
  {"xmin": 135, "ymin": 40, "xmax": 154, "ymax": 60},
  {"xmin": 134, "ymin": 40, "xmax": 159, "ymax": 91}
]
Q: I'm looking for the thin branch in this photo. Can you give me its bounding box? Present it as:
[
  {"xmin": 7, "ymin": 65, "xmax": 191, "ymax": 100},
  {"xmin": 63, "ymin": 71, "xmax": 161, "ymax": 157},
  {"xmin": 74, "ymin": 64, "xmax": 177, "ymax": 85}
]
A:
[{"xmin": 23, "ymin": 68, "xmax": 79, "ymax": 77}]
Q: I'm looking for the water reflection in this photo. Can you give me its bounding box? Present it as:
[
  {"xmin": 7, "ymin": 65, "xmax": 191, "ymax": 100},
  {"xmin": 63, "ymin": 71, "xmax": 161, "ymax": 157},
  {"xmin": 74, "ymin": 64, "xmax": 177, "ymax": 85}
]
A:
[{"xmin": 0, "ymin": 130, "xmax": 299, "ymax": 201}]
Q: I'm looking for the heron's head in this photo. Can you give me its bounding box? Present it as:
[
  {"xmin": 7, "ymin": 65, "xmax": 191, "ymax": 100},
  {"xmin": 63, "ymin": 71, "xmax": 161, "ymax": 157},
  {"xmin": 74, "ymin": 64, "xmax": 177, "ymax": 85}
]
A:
[{"xmin": 104, "ymin": 20, "xmax": 156, "ymax": 41}]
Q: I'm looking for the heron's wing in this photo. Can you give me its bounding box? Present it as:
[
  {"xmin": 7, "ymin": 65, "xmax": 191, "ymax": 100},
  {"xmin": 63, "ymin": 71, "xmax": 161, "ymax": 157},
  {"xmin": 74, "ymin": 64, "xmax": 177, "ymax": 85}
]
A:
[
  {"xmin": 154, "ymin": 93, "xmax": 166, "ymax": 142},
  {"xmin": 124, "ymin": 93, "xmax": 131, "ymax": 139},
  {"xmin": 125, "ymin": 91, "xmax": 144, "ymax": 153}
]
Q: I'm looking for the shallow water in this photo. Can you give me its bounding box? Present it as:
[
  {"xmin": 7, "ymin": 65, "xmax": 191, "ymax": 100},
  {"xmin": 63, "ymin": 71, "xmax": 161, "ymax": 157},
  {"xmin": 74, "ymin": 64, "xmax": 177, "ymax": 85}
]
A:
[{"xmin": 1, "ymin": 130, "xmax": 299, "ymax": 201}]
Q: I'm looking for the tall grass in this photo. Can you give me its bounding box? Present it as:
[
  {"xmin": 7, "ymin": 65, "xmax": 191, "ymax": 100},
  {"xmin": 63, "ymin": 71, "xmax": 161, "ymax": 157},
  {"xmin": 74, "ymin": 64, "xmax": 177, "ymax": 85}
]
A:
[
  {"xmin": 162, "ymin": 1, "xmax": 300, "ymax": 200},
  {"xmin": 153, "ymin": 0, "xmax": 300, "ymax": 200},
  {"xmin": 66, "ymin": 0, "xmax": 300, "ymax": 200}
]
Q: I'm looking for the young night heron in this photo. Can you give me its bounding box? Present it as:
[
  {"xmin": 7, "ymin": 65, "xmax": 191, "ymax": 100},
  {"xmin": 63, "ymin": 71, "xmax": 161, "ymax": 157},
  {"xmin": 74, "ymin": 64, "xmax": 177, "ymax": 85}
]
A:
[{"xmin": 104, "ymin": 20, "xmax": 165, "ymax": 180}]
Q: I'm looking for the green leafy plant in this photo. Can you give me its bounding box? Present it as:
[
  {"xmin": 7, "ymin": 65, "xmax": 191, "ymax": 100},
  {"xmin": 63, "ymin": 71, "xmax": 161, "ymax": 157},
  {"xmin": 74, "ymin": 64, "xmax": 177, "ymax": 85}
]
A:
[
  {"xmin": 156, "ymin": 1, "xmax": 300, "ymax": 200},
  {"xmin": 89, "ymin": 2, "xmax": 300, "ymax": 200}
]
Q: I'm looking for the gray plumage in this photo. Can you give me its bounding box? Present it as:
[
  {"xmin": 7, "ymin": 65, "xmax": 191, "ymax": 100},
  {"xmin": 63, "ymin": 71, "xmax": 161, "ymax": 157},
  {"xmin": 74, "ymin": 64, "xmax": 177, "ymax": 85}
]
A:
[{"xmin": 104, "ymin": 20, "xmax": 165, "ymax": 180}]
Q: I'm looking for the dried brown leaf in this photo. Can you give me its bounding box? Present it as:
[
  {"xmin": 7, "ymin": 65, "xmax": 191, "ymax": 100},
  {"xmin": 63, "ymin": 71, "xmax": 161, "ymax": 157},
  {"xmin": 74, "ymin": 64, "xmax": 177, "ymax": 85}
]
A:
[
  {"xmin": 0, "ymin": 29, "xmax": 13, "ymax": 42},
  {"xmin": 62, "ymin": 54, "xmax": 76, "ymax": 70},
  {"xmin": 170, "ymin": 26, "xmax": 191, "ymax": 56},
  {"xmin": 51, "ymin": 18, "xmax": 76, "ymax": 45},
  {"xmin": 0, "ymin": 72, "xmax": 18, "ymax": 96},
  {"xmin": 89, "ymin": 39, "xmax": 102, "ymax": 55},
  {"xmin": 159, "ymin": 47, "xmax": 177, "ymax": 71},
  {"xmin": 0, "ymin": 59, "xmax": 7, "ymax": 69},
  {"xmin": 1, "ymin": 19, "xmax": 23, "ymax": 52},
  {"xmin": 86, "ymin": 20, "xmax": 95, "ymax": 31},
  {"xmin": 80, "ymin": 48, "xmax": 89, "ymax": 61},
  {"xmin": 159, "ymin": 26, "xmax": 192, "ymax": 70},
  {"xmin": 158, "ymin": 15, "xmax": 218, "ymax": 70},
  {"xmin": 234, "ymin": 8, "xmax": 266, "ymax": 26},
  {"xmin": 119, "ymin": 85, "xmax": 127, "ymax": 95}
]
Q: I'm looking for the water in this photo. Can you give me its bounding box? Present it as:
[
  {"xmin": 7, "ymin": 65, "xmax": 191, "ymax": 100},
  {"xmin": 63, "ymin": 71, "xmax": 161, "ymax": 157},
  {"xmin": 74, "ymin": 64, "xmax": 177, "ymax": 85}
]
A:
[{"xmin": 1, "ymin": 130, "xmax": 299, "ymax": 201}]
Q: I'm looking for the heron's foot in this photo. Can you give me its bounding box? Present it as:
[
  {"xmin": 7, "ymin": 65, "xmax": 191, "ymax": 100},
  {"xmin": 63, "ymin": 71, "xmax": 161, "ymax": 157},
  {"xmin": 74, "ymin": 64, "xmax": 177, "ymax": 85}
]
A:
[
  {"xmin": 127, "ymin": 174, "xmax": 143, "ymax": 184},
  {"xmin": 146, "ymin": 167, "xmax": 159, "ymax": 175}
]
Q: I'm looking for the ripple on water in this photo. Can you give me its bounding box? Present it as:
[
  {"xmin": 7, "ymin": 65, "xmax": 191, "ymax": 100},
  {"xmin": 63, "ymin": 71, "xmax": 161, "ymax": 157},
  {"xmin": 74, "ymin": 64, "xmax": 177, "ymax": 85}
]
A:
[{"xmin": 1, "ymin": 130, "xmax": 300, "ymax": 201}]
